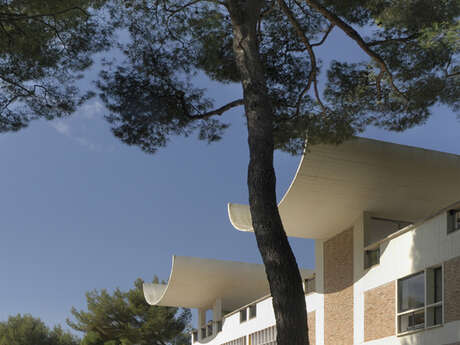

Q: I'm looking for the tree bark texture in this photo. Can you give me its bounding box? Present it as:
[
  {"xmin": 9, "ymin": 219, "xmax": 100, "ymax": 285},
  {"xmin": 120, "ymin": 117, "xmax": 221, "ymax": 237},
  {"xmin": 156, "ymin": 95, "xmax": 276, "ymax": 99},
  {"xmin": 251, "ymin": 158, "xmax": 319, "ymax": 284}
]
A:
[{"xmin": 227, "ymin": 2, "xmax": 309, "ymax": 345}]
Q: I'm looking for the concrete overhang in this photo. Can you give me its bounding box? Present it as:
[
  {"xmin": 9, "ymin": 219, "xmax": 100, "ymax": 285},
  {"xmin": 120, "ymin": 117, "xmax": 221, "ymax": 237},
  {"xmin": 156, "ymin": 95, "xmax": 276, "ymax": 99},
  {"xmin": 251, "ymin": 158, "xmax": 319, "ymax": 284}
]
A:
[
  {"xmin": 228, "ymin": 137, "xmax": 460, "ymax": 240},
  {"xmin": 143, "ymin": 256, "xmax": 313, "ymax": 311}
]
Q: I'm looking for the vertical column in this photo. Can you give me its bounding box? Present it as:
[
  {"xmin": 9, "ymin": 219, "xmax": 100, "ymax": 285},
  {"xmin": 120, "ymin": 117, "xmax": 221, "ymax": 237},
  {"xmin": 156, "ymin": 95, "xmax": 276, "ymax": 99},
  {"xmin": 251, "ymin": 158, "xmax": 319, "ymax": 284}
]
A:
[
  {"xmin": 315, "ymin": 240, "xmax": 324, "ymax": 293},
  {"xmin": 198, "ymin": 308, "xmax": 206, "ymax": 341},
  {"xmin": 213, "ymin": 298, "xmax": 222, "ymax": 334},
  {"xmin": 314, "ymin": 240, "xmax": 325, "ymax": 345}
]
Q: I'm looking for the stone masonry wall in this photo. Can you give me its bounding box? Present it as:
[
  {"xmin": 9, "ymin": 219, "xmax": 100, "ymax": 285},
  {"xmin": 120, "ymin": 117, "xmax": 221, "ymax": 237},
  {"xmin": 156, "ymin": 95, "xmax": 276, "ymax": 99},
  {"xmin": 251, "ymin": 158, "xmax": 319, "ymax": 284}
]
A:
[
  {"xmin": 445, "ymin": 256, "xmax": 460, "ymax": 323},
  {"xmin": 324, "ymin": 228, "xmax": 354, "ymax": 345},
  {"xmin": 364, "ymin": 281, "xmax": 395, "ymax": 341},
  {"xmin": 307, "ymin": 311, "xmax": 315, "ymax": 345}
]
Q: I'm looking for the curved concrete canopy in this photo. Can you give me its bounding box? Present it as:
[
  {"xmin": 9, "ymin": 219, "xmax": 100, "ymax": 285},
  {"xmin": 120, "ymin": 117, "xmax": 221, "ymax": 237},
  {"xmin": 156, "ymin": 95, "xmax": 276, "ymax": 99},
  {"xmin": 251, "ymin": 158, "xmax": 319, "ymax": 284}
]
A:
[
  {"xmin": 144, "ymin": 256, "xmax": 313, "ymax": 311},
  {"xmin": 229, "ymin": 137, "xmax": 460, "ymax": 240}
]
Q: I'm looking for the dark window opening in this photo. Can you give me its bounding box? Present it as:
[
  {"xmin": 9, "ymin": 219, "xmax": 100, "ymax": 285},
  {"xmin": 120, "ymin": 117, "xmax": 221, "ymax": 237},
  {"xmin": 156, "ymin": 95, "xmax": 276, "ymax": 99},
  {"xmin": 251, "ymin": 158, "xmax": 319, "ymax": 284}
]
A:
[
  {"xmin": 304, "ymin": 276, "xmax": 316, "ymax": 294},
  {"xmin": 364, "ymin": 247, "xmax": 380, "ymax": 269},
  {"xmin": 239, "ymin": 309, "xmax": 247, "ymax": 323},
  {"xmin": 447, "ymin": 209, "xmax": 460, "ymax": 234}
]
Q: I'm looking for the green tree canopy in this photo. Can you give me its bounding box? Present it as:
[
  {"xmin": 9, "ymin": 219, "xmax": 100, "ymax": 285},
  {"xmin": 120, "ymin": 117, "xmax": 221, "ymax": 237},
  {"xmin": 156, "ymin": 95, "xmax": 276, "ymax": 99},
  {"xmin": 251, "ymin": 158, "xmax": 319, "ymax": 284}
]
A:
[
  {"xmin": 97, "ymin": 0, "xmax": 459, "ymax": 154},
  {"xmin": 0, "ymin": 0, "xmax": 110, "ymax": 132},
  {"xmin": 0, "ymin": 314, "xmax": 79, "ymax": 345},
  {"xmin": 1, "ymin": 2, "xmax": 459, "ymax": 345},
  {"xmin": 93, "ymin": 2, "xmax": 459, "ymax": 345},
  {"xmin": 67, "ymin": 278, "xmax": 191, "ymax": 345}
]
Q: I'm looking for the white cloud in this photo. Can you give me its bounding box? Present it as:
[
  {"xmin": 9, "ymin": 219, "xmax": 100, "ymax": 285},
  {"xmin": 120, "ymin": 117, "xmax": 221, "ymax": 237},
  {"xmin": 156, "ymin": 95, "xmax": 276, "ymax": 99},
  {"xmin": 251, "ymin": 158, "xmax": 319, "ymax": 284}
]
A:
[
  {"xmin": 50, "ymin": 119, "xmax": 100, "ymax": 152},
  {"xmin": 48, "ymin": 100, "xmax": 107, "ymax": 152},
  {"xmin": 50, "ymin": 121, "xmax": 71, "ymax": 136},
  {"xmin": 78, "ymin": 101, "xmax": 104, "ymax": 119},
  {"xmin": 75, "ymin": 136, "xmax": 98, "ymax": 151}
]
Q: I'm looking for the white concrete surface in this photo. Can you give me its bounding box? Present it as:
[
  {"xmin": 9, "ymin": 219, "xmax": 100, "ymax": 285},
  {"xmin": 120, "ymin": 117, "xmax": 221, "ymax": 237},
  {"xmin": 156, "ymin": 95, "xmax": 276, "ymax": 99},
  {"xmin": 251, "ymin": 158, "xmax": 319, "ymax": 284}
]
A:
[{"xmin": 228, "ymin": 137, "xmax": 460, "ymax": 239}]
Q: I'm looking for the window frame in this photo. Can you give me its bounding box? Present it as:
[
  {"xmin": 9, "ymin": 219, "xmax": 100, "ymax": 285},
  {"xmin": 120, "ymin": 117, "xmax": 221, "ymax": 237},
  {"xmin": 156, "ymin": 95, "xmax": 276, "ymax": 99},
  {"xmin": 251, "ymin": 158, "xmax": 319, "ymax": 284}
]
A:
[
  {"xmin": 447, "ymin": 209, "xmax": 460, "ymax": 234},
  {"xmin": 206, "ymin": 322, "xmax": 213, "ymax": 337},
  {"xmin": 364, "ymin": 246, "xmax": 380, "ymax": 269},
  {"xmin": 396, "ymin": 265, "xmax": 444, "ymax": 336},
  {"xmin": 192, "ymin": 330, "xmax": 198, "ymax": 343},
  {"xmin": 239, "ymin": 308, "xmax": 247, "ymax": 323},
  {"xmin": 304, "ymin": 274, "xmax": 316, "ymax": 295}
]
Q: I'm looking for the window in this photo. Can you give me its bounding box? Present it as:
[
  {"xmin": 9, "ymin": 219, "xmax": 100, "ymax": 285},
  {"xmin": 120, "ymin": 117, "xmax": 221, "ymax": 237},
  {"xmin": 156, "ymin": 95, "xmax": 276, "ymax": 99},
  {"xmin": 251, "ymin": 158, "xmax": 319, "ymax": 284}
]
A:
[
  {"xmin": 192, "ymin": 330, "xmax": 198, "ymax": 343},
  {"xmin": 397, "ymin": 266, "xmax": 443, "ymax": 334},
  {"xmin": 249, "ymin": 304, "xmax": 257, "ymax": 319},
  {"xmin": 426, "ymin": 266, "xmax": 443, "ymax": 327},
  {"xmin": 398, "ymin": 271, "xmax": 426, "ymax": 333},
  {"xmin": 249, "ymin": 325, "xmax": 276, "ymax": 345},
  {"xmin": 364, "ymin": 247, "xmax": 380, "ymax": 269},
  {"xmin": 207, "ymin": 323, "xmax": 213, "ymax": 337},
  {"xmin": 239, "ymin": 308, "xmax": 247, "ymax": 323},
  {"xmin": 221, "ymin": 336, "xmax": 246, "ymax": 345},
  {"xmin": 304, "ymin": 275, "xmax": 316, "ymax": 294},
  {"xmin": 364, "ymin": 215, "xmax": 412, "ymax": 247},
  {"xmin": 217, "ymin": 320, "xmax": 222, "ymax": 332},
  {"xmin": 447, "ymin": 209, "xmax": 460, "ymax": 234},
  {"xmin": 201, "ymin": 327, "xmax": 206, "ymax": 339}
]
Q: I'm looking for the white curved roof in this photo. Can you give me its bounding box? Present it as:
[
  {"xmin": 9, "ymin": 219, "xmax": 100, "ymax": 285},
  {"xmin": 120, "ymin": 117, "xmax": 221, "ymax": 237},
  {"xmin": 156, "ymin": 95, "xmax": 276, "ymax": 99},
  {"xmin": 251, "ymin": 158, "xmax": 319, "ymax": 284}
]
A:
[
  {"xmin": 143, "ymin": 256, "xmax": 313, "ymax": 310},
  {"xmin": 229, "ymin": 137, "xmax": 460, "ymax": 239}
]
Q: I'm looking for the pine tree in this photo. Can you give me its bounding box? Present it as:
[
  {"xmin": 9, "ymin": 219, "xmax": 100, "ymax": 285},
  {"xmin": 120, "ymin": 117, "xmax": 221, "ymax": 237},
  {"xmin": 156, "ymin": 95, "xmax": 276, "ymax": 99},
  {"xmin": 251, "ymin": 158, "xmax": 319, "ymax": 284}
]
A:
[
  {"xmin": 1, "ymin": 2, "xmax": 459, "ymax": 345},
  {"xmin": 67, "ymin": 278, "xmax": 191, "ymax": 345}
]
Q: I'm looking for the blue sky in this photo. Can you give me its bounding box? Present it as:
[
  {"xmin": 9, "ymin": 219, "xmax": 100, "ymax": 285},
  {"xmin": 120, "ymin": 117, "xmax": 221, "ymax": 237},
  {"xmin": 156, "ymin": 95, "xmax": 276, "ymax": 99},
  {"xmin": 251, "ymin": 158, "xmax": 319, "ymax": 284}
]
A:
[{"xmin": 0, "ymin": 27, "xmax": 458, "ymax": 333}]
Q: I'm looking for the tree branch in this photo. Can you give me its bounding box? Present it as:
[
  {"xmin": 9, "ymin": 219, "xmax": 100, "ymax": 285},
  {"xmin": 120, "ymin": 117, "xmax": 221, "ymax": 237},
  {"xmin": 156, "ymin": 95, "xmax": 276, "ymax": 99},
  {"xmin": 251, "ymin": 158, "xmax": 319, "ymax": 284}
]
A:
[
  {"xmin": 0, "ymin": 6, "xmax": 89, "ymax": 21},
  {"xmin": 446, "ymin": 71, "xmax": 460, "ymax": 78},
  {"xmin": 311, "ymin": 24, "xmax": 334, "ymax": 47},
  {"xmin": 182, "ymin": 99, "xmax": 244, "ymax": 120},
  {"xmin": 294, "ymin": 71, "xmax": 314, "ymax": 117},
  {"xmin": 0, "ymin": 75, "xmax": 32, "ymax": 94},
  {"xmin": 277, "ymin": 0, "xmax": 327, "ymax": 113},
  {"xmin": 164, "ymin": 0, "xmax": 203, "ymax": 15},
  {"xmin": 304, "ymin": 0, "xmax": 408, "ymax": 102},
  {"xmin": 367, "ymin": 33, "xmax": 418, "ymax": 46}
]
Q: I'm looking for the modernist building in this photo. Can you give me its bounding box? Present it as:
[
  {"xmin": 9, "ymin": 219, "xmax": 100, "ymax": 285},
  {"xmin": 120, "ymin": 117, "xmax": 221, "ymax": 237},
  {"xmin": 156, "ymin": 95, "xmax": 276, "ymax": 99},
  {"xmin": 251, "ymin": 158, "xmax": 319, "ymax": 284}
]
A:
[{"xmin": 144, "ymin": 137, "xmax": 460, "ymax": 345}]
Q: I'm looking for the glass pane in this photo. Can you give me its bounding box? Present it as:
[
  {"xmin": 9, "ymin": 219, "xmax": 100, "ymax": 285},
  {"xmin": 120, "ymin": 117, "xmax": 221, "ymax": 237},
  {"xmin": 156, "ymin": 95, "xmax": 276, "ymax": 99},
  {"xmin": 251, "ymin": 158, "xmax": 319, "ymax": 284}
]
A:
[
  {"xmin": 364, "ymin": 248, "xmax": 380, "ymax": 269},
  {"xmin": 434, "ymin": 267, "xmax": 442, "ymax": 303},
  {"xmin": 240, "ymin": 309, "xmax": 247, "ymax": 322},
  {"xmin": 427, "ymin": 305, "xmax": 443, "ymax": 327},
  {"xmin": 398, "ymin": 272, "xmax": 425, "ymax": 312},
  {"xmin": 304, "ymin": 277, "xmax": 316, "ymax": 294},
  {"xmin": 249, "ymin": 304, "xmax": 257, "ymax": 318},
  {"xmin": 399, "ymin": 309, "xmax": 425, "ymax": 333}
]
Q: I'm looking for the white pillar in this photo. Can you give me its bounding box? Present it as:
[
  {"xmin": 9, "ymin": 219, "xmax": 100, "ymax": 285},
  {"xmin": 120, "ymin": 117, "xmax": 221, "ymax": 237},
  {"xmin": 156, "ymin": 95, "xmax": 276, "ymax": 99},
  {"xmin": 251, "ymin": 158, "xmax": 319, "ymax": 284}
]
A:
[
  {"xmin": 198, "ymin": 308, "xmax": 206, "ymax": 340},
  {"xmin": 198, "ymin": 308, "xmax": 206, "ymax": 327},
  {"xmin": 212, "ymin": 298, "xmax": 222, "ymax": 321},
  {"xmin": 212, "ymin": 298, "xmax": 222, "ymax": 334}
]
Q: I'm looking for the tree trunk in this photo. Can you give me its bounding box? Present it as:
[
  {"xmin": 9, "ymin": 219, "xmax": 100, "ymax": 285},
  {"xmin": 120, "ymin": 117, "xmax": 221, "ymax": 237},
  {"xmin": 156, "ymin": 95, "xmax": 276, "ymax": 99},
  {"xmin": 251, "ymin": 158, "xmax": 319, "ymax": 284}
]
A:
[{"xmin": 227, "ymin": 2, "xmax": 309, "ymax": 345}]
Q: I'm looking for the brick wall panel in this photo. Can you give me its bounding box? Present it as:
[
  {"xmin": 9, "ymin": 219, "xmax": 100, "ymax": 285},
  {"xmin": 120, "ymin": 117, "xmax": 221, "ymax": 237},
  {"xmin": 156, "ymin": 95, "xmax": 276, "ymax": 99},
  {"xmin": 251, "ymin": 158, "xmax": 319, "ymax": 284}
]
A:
[
  {"xmin": 307, "ymin": 311, "xmax": 315, "ymax": 345},
  {"xmin": 364, "ymin": 281, "xmax": 396, "ymax": 341},
  {"xmin": 324, "ymin": 228, "xmax": 353, "ymax": 345},
  {"xmin": 445, "ymin": 256, "xmax": 460, "ymax": 323}
]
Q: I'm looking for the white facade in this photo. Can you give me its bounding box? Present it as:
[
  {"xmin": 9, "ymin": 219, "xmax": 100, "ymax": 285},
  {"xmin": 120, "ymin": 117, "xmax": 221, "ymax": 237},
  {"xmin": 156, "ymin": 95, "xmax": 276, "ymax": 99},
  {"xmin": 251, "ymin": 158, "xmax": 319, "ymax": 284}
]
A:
[
  {"xmin": 186, "ymin": 210, "xmax": 460, "ymax": 345},
  {"xmin": 144, "ymin": 138, "xmax": 460, "ymax": 345}
]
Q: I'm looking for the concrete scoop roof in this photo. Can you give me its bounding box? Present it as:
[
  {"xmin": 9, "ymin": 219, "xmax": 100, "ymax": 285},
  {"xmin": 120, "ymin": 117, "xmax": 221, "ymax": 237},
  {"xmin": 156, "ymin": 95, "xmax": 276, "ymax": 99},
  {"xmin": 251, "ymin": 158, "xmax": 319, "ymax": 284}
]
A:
[
  {"xmin": 143, "ymin": 256, "xmax": 313, "ymax": 311},
  {"xmin": 228, "ymin": 137, "xmax": 460, "ymax": 240}
]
